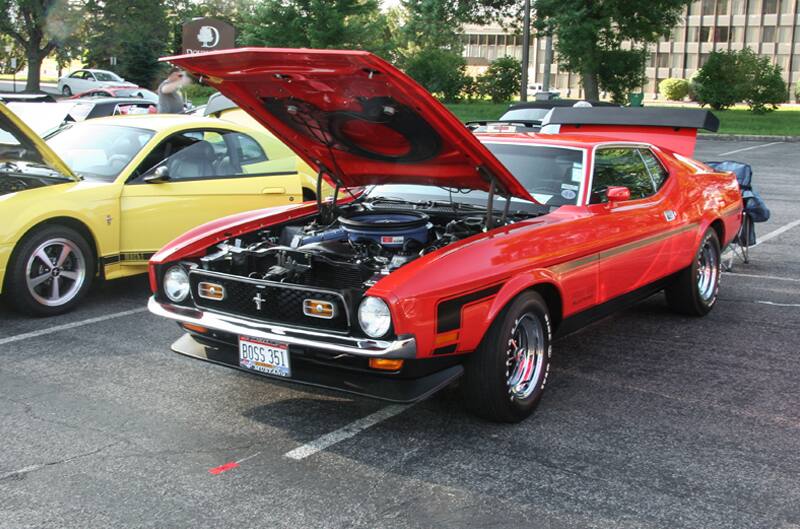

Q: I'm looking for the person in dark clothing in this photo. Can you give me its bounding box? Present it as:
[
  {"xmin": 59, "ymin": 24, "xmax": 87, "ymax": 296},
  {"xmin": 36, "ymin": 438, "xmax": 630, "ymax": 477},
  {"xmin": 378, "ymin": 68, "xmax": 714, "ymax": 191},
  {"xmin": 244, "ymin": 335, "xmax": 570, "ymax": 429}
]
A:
[{"xmin": 158, "ymin": 69, "xmax": 190, "ymax": 113}]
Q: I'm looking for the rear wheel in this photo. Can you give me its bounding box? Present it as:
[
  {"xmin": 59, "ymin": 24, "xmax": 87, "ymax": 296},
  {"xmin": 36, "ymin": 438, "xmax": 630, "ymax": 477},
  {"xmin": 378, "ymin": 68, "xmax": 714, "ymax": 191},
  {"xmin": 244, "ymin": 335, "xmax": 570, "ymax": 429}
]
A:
[
  {"xmin": 61, "ymin": 85, "xmax": 72, "ymax": 96},
  {"xmin": 665, "ymin": 228, "xmax": 721, "ymax": 316},
  {"xmin": 462, "ymin": 291, "xmax": 552, "ymax": 423},
  {"xmin": 4, "ymin": 225, "xmax": 95, "ymax": 316}
]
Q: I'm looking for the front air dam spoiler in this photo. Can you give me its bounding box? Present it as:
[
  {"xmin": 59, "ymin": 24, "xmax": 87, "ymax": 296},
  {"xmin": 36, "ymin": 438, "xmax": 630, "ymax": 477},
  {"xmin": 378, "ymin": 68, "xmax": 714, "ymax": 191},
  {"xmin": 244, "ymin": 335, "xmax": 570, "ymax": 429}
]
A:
[{"xmin": 171, "ymin": 333, "xmax": 464, "ymax": 403}]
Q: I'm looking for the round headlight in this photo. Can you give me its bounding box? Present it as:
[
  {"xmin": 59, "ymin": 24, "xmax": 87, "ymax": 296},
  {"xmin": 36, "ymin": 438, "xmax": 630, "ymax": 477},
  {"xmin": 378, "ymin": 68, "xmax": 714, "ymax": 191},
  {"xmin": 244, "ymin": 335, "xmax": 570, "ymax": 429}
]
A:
[
  {"xmin": 163, "ymin": 265, "xmax": 190, "ymax": 303},
  {"xmin": 358, "ymin": 296, "xmax": 392, "ymax": 338}
]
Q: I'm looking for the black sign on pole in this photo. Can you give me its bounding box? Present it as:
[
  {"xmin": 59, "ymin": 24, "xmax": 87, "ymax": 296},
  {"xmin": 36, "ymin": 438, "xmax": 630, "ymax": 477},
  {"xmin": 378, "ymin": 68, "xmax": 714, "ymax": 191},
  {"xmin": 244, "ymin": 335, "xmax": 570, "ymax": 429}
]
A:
[{"xmin": 182, "ymin": 18, "xmax": 236, "ymax": 55}]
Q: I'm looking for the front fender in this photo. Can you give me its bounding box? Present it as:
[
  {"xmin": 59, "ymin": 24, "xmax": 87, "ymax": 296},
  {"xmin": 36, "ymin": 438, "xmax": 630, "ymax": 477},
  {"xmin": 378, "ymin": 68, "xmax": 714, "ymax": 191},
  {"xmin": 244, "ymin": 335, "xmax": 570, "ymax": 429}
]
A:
[{"xmin": 455, "ymin": 270, "xmax": 564, "ymax": 354}]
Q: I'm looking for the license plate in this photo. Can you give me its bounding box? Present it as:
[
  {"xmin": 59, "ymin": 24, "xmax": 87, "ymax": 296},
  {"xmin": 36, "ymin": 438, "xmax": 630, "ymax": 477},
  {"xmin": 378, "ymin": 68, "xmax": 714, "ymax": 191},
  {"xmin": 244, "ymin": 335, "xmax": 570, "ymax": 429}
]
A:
[{"xmin": 238, "ymin": 336, "xmax": 291, "ymax": 378}]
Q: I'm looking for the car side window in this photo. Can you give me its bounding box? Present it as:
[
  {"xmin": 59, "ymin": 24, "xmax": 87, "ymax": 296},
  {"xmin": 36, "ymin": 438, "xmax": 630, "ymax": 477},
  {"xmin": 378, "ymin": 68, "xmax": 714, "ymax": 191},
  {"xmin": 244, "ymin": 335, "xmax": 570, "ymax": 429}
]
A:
[
  {"xmin": 638, "ymin": 148, "xmax": 669, "ymax": 191},
  {"xmin": 590, "ymin": 147, "xmax": 656, "ymax": 203},
  {"xmin": 133, "ymin": 129, "xmax": 270, "ymax": 182},
  {"xmin": 70, "ymin": 71, "xmax": 85, "ymax": 79}
]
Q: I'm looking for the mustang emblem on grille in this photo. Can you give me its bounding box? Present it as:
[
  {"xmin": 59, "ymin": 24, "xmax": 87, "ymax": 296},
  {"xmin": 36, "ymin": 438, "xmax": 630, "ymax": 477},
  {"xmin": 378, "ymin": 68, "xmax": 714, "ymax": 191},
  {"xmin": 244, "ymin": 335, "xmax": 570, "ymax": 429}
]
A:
[{"xmin": 253, "ymin": 292, "xmax": 266, "ymax": 310}]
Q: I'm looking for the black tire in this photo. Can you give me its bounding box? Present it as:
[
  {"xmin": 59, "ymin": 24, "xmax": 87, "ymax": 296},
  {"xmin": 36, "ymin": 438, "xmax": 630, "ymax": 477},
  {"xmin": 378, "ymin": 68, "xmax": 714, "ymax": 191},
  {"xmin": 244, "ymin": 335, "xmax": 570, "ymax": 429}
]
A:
[
  {"xmin": 462, "ymin": 291, "xmax": 552, "ymax": 423},
  {"xmin": 4, "ymin": 225, "xmax": 95, "ymax": 316},
  {"xmin": 61, "ymin": 85, "xmax": 72, "ymax": 96},
  {"xmin": 665, "ymin": 228, "xmax": 721, "ymax": 317}
]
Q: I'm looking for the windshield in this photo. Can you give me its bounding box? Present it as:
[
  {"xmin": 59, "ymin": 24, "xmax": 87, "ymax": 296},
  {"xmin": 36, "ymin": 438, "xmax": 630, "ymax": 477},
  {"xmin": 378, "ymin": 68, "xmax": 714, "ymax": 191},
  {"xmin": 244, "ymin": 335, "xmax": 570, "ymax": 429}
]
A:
[
  {"xmin": 499, "ymin": 108, "xmax": 551, "ymax": 123},
  {"xmin": 483, "ymin": 143, "xmax": 585, "ymax": 206},
  {"xmin": 368, "ymin": 144, "xmax": 585, "ymax": 209},
  {"xmin": 94, "ymin": 71, "xmax": 123, "ymax": 82},
  {"xmin": 46, "ymin": 124, "xmax": 154, "ymax": 181}
]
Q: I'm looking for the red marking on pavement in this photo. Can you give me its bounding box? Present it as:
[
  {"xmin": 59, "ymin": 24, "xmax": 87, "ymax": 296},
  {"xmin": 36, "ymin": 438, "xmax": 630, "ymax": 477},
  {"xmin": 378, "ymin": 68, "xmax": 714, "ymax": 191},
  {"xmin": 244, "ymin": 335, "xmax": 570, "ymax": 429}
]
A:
[{"xmin": 208, "ymin": 461, "xmax": 239, "ymax": 475}]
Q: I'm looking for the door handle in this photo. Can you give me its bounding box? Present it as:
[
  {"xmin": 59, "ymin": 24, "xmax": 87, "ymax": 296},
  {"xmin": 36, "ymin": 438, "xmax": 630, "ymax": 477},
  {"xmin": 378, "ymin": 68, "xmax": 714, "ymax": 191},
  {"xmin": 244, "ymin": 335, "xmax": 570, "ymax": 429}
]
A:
[
  {"xmin": 261, "ymin": 187, "xmax": 286, "ymax": 194},
  {"xmin": 663, "ymin": 210, "xmax": 677, "ymax": 222}
]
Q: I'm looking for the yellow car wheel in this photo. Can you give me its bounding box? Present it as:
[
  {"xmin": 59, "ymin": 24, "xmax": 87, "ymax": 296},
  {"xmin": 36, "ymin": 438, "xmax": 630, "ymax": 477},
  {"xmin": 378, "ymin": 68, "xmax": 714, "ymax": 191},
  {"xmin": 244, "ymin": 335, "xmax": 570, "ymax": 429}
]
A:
[{"xmin": 4, "ymin": 225, "xmax": 96, "ymax": 316}]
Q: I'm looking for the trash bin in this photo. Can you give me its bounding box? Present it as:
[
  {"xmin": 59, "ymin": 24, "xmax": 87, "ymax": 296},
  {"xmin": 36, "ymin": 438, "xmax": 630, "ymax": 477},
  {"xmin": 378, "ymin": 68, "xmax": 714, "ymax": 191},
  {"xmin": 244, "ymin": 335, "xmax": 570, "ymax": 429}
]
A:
[{"xmin": 628, "ymin": 92, "xmax": 644, "ymax": 107}]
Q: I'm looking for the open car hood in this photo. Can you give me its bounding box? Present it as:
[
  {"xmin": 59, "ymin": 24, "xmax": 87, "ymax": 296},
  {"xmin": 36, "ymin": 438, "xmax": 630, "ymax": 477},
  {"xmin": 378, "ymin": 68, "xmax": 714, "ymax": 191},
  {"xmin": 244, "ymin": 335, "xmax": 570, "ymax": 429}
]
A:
[
  {"xmin": 0, "ymin": 102, "xmax": 77, "ymax": 181},
  {"xmin": 163, "ymin": 48, "xmax": 534, "ymax": 201}
]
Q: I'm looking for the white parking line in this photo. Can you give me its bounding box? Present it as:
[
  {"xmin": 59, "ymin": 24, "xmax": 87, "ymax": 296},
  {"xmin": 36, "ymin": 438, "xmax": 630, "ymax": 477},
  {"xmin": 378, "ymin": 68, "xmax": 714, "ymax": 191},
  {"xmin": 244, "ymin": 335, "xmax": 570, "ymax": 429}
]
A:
[
  {"xmin": 0, "ymin": 307, "xmax": 148, "ymax": 346},
  {"xmin": 755, "ymin": 300, "xmax": 800, "ymax": 308},
  {"xmin": 754, "ymin": 218, "xmax": 800, "ymax": 247},
  {"xmin": 717, "ymin": 141, "xmax": 783, "ymax": 157},
  {"xmin": 725, "ymin": 272, "xmax": 800, "ymax": 283},
  {"xmin": 285, "ymin": 404, "xmax": 411, "ymax": 460}
]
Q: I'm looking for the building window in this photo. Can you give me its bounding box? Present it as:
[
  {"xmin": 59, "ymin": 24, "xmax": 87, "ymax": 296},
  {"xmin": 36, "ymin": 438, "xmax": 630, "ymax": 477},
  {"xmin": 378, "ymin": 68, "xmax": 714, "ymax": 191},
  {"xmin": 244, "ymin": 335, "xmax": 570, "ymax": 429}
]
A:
[
  {"xmin": 658, "ymin": 54, "xmax": 670, "ymax": 67},
  {"xmin": 746, "ymin": 26, "xmax": 760, "ymax": 43},
  {"xmin": 747, "ymin": 0, "xmax": 761, "ymax": 14},
  {"xmin": 687, "ymin": 55, "xmax": 699, "ymax": 68},
  {"xmin": 732, "ymin": 26, "xmax": 745, "ymax": 42},
  {"xmin": 762, "ymin": 26, "xmax": 776, "ymax": 42},
  {"xmin": 732, "ymin": 0, "xmax": 746, "ymax": 14},
  {"xmin": 778, "ymin": 26, "xmax": 792, "ymax": 43},
  {"xmin": 717, "ymin": 0, "xmax": 730, "ymax": 15},
  {"xmin": 702, "ymin": 0, "xmax": 716, "ymax": 14},
  {"xmin": 762, "ymin": 0, "xmax": 778, "ymax": 14},
  {"xmin": 671, "ymin": 54, "xmax": 683, "ymax": 68},
  {"xmin": 700, "ymin": 53, "xmax": 710, "ymax": 66},
  {"xmin": 793, "ymin": 55, "xmax": 800, "ymax": 72},
  {"xmin": 715, "ymin": 26, "xmax": 730, "ymax": 42},
  {"xmin": 700, "ymin": 26, "xmax": 712, "ymax": 42},
  {"xmin": 687, "ymin": 26, "xmax": 700, "ymax": 42}
]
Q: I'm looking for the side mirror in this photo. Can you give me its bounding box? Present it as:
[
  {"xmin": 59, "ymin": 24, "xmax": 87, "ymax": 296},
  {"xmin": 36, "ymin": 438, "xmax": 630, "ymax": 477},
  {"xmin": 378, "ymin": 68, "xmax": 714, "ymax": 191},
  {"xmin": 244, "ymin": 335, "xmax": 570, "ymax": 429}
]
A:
[
  {"xmin": 606, "ymin": 186, "xmax": 630, "ymax": 202},
  {"xmin": 144, "ymin": 165, "xmax": 170, "ymax": 183}
]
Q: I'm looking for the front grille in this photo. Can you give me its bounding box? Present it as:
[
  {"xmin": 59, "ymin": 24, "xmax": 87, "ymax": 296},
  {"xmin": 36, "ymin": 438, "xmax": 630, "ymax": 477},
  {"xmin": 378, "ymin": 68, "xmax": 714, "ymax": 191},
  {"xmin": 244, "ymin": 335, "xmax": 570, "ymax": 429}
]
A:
[{"xmin": 190, "ymin": 271, "xmax": 349, "ymax": 332}]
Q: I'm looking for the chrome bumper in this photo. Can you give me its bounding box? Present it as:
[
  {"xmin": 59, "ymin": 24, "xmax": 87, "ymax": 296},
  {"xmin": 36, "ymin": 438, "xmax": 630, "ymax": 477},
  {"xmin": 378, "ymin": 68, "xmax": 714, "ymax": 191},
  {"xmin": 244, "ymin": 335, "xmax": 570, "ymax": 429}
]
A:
[{"xmin": 148, "ymin": 297, "xmax": 417, "ymax": 359}]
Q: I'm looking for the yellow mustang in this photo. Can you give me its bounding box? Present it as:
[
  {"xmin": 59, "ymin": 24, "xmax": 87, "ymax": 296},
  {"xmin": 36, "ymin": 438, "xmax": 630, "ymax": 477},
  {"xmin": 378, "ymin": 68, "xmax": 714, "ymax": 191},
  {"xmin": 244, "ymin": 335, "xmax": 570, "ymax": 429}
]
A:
[{"xmin": 0, "ymin": 102, "xmax": 328, "ymax": 316}]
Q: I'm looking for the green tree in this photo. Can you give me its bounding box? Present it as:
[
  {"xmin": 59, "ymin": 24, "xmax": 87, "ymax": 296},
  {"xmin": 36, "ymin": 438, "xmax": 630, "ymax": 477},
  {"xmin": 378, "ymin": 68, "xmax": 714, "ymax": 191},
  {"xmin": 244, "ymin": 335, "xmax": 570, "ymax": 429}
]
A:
[
  {"xmin": 534, "ymin": 0, "xmax": 690, "ymax": 101},
  {"xmin": 0, "ymin": 0, "xmax": 82, "ymax": 91},
  {"xmin": 693, "ymin": 50, "xmax": 741, "ymax": 110},
  {"xmin": 238, "ymin": 0, "xmax": 393, "ymax": 59},
  {"xmin": 598, "ymin": 48, "xmax": 647, "ymax": 104},
  {"xmin": 478, "ymin": 56, "xmax": 521, "ymax": 103},
  {"xmin": 404, "ymin": 47, "xmax": 467, "ymax": 102},
  {"xmin": 83, "ymin": 0, "xmax": 169, "ymax": 88}
]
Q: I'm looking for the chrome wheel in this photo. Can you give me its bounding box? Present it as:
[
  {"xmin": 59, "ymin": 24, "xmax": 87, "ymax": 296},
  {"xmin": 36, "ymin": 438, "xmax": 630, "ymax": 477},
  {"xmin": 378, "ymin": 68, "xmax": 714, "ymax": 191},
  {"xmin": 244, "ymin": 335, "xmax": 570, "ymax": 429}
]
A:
[
  {"xmin": 696, "ymin": 238, "xmax": 719, "ymax": 302},
  {"xmin": 25, "ymin": 238, "xmax": 86, "ymax": 307},
  {"xmin": 506, "ymin": 313, "xmax": 546, "ymax": 400}
]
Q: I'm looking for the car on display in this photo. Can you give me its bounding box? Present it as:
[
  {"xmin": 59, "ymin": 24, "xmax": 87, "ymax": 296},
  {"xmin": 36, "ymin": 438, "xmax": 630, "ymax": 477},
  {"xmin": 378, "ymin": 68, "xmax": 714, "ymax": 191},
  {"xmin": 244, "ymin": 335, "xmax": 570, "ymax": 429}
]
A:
[
  {"xmin": 71, "ymin": 86, "xmax": 159, "ymax": 103},
  {"xmin": 0, "ymin": 103, "xmax": 330, "ymax": 316},
  {"xmin": 57, "ymin": 69, "xmax": 136, "ymax": 97},
  {"xmin": 147, "ymin": 48, "xmax": 742, "ymax": 423}
]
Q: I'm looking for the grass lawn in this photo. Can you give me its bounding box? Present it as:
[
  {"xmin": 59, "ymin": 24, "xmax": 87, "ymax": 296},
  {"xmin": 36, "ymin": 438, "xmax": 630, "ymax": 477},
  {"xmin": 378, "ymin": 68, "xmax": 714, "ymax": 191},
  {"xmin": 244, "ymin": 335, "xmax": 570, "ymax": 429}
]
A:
[{"xmin": 444, "ymin": 101, "xmax": 800, "ymax": 137}]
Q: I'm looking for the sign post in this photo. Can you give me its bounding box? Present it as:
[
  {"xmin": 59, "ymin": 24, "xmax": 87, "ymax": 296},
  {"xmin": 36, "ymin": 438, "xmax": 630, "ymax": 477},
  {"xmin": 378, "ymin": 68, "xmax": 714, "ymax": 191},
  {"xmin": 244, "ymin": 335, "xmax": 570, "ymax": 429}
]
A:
[{"xmin": 10, "ymin": 57, "xmax": 17, "ymax": 93}]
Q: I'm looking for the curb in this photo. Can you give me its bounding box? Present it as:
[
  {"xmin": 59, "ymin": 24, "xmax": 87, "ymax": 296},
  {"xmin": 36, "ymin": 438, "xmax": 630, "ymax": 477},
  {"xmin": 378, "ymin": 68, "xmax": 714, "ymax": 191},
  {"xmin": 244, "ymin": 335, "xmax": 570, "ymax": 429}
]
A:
[{"xmin": 699, "ymin": 133, "xmax": 800, "ymax": 142}]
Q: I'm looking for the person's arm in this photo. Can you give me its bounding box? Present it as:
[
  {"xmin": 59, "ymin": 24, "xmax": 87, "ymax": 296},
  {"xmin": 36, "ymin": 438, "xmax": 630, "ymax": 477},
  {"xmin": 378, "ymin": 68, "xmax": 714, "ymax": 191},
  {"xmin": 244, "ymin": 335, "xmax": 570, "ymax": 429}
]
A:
[{"xmin": 160, "ymin": 73, "xmax": 189, "ymax": 94}]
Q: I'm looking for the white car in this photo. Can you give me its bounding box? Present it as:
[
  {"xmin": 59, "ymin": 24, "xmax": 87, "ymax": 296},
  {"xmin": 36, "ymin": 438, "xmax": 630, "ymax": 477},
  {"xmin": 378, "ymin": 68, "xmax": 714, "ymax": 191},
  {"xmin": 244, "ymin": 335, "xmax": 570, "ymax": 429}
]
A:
[{"xmin": 57, "ymin": 69, "xmax": 136, "ymax": 97}]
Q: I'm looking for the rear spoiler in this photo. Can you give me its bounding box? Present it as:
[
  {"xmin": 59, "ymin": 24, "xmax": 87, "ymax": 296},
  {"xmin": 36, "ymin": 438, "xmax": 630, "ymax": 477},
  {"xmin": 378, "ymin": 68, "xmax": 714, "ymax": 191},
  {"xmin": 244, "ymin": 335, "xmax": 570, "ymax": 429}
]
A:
[{"xmin": 540, "ymin": 107, "xmax": 719, "ymax": 157}]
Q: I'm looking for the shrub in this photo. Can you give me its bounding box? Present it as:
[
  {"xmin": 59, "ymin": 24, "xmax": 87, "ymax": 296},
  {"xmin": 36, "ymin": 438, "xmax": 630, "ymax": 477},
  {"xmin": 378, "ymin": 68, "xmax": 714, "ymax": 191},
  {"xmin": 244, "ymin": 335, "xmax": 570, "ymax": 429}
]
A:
[
  {"xmin": 404, "ymin": 48, "xmax": 468, "ymax": 103},
  {"xmin": 659, "ymin": 78, "xmax": 689, "ymax": 101},
  {"xmin": 477, "ymin": 56, "xmax": 522, "ymax": 103},
  {"xmin": 739, "ymin": 49, "xmax": 786, "ymax": 114},
  {"xmin": 694, "ymin": 50, "xmax": 742, "ymax": 110},
  {"xmin": 695, "ymin": 48, "xmax": 788, "ymax": 112}
]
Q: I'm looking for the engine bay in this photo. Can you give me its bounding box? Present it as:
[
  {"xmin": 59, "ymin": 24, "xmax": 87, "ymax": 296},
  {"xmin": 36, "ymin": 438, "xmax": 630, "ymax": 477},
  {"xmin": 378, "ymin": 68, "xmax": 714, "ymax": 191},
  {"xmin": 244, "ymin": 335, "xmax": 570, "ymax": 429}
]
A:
[{"xmin": 198, "ymin": 201, "xmax": 537, "ymax": 293}]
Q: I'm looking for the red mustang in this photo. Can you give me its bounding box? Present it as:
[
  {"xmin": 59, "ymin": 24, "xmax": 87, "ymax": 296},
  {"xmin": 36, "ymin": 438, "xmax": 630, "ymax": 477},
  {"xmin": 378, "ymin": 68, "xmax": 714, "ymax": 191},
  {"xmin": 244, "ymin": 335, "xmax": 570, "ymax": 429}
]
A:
[{"xmin": 148, "ymin": 48, "xmax": 741, "ymax": 422}]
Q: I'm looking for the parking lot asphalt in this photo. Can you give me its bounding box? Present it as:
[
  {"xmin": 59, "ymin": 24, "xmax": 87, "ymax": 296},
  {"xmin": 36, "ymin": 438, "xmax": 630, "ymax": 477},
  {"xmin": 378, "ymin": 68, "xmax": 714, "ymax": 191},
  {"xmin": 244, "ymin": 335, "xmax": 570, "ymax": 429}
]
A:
[{"xmin": 1, "ymin": 139, "xmax": 798, "ymax": 529}]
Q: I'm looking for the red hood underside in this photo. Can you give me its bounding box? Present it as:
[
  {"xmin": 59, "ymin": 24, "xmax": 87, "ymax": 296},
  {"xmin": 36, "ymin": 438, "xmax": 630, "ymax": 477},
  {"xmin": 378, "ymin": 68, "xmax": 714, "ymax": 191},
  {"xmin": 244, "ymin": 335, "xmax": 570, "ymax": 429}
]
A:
[{"xmin": 163, "ymin": 47, "xmax": 534, "ymax": 201}]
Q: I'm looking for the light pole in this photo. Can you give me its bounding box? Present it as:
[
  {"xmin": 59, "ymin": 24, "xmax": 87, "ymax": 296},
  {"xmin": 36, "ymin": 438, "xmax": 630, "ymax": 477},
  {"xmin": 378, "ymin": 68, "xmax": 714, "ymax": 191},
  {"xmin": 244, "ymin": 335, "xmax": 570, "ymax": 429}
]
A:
[{"xmin": 520, "ymin": 0, "xmax": 531, "ymax": 101}]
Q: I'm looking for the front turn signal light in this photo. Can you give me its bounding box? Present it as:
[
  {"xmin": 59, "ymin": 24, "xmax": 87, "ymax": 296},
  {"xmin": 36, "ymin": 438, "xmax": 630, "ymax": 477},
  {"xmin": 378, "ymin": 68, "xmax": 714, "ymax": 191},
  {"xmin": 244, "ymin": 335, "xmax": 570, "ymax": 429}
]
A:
[
  {"xmin": 303, "ymin": 299, "xmax": 335, "ymax": 319},
  {"xmin": 198, "ymin": 282, "xmax": 225, "ymax": 301},
  {"xmin": 369, "ymin": 358, "xmax": 404, "ymax": 371}
]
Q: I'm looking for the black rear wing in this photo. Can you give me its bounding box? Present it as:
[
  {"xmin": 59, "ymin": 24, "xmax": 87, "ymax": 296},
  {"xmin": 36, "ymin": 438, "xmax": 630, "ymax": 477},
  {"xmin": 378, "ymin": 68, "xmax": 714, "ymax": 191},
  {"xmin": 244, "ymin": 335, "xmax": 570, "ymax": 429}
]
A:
[{"xmin": 539, "ymin": 107, "xmax": 720, "ymax": 156}]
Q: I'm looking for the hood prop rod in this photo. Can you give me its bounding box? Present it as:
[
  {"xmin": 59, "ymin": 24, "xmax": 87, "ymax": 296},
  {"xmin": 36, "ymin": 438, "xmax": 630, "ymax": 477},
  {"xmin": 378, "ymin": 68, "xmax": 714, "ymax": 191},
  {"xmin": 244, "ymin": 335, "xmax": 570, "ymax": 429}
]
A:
[{"xmin": 485, "ymin": 174, "xmax": 496, "ymax": 230}]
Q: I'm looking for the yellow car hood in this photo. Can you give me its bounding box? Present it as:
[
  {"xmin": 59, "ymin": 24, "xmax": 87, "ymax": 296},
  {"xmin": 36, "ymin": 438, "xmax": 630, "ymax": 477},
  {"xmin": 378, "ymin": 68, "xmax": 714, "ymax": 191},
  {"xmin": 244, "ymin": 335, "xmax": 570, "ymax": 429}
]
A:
[{"xmin": 0, "ymin": 102, "xmax": 77, "ymax": 181}]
